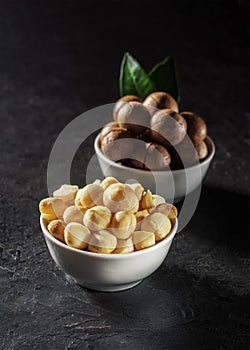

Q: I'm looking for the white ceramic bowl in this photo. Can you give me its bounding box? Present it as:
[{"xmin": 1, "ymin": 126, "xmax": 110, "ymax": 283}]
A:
[
  {"xmin": 40, "ymin": 215, "xmax": 178, "ymax": 292},
  {"xmin": 94, "ymin": 134, "xmax": 215, "ymax": 202}
]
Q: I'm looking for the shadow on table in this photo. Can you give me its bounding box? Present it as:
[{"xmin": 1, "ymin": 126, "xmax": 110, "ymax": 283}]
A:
[{"xmin": 179, "ymin": 185, "xmax": 250, "ymax": 255}]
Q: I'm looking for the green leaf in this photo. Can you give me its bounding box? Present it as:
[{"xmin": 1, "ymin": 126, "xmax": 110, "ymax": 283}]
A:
[
  {"xmin": 119, "ymin": 52, "xmax": 156, "ymax": 99},
  {"xmin": 148, "ymin": 56, "xmax": 180, "ymax": 102}
]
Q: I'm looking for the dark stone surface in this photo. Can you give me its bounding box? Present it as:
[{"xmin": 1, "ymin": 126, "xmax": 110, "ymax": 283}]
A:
[{"xmin": 0, "ymin": 0, "xmax": 249, "ymax": 349}]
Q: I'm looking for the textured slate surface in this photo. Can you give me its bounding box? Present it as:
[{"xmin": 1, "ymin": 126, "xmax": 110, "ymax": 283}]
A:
[{"xmin": 0, "ymin": 1, "xmax": 249, "ymax": 349}]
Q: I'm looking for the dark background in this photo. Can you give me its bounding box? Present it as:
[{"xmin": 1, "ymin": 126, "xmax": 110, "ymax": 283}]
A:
[{"xmin": 0, "ymin": 0, "xmax": 249, "ymax": 349}]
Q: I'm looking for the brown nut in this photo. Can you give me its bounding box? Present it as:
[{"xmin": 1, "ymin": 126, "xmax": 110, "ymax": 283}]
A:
[
  {"xmin": 150, "ymin": 203, "xmax": 178, "ymax": 220},
  {"xmin": 113, "ymin": 95, "xmax": 142, "ymax": 121},
  {"xmin": 84, "ymin": 205, "xmax": 112, "ymax": 231},
  {"xmin": 169, "ymin": 135, "xmax": 206, "ymax": 169},
  {"xmin": 141, "ymin": 212, "xmax": 172, "ymax": 241},
  {"xmin": 75, "ymin": 184, "xmax": 104, "ymax": 210},
  {"xmin": 116, "ymin": 101, "xmax": 151, "ymax": 134},
  {"xmin": 192, "ymin": 138, "xmax": 208, "ymax": 160},
  {"xmin": 143, "ymin": 92, "xmax": 179, "ymax": 114},
  {"xmin": 144, "ymin": 142, "xmax": 171, "ymax": 170},
  {"xmin": 101, "ymin": 127, "xmax": 135, "ymax": 162},
  {"xmin": 150, "ymin": 109, "xmax": 187, "ymax": 147},
  {"xmin": 180, "ymin": 111, "xmax": 207, "ymax": 141},
  {"xmin": 88, "ymin": 230, "xmax": 117, "ymax": 254},
  {"xmin": 47, "ymin": 219, "xmax": 66, "ymax": 242},
  {"xmin": 99, "ymin": 122, "xmax": 119, "ymax": 143}
]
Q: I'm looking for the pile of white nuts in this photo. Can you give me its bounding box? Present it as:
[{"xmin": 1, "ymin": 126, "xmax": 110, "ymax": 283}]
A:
[{"xmin": 39, "ymin": 177, "xmax": 178, "ymax": 254}]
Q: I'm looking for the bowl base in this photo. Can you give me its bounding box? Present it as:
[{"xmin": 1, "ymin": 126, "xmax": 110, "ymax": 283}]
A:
[{"xmin": 75, "ymin": 279, "xmax": 143, "ymax": 292}]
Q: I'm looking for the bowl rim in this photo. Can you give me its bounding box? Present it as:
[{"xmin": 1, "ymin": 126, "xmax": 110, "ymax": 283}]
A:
[
  {"xmin": 40, "ymin": 215, "xmax": 178, "ymax": 259},
  {"xmin": 94, "ymin": 133, "xmax": 215, "ymax": 174}
]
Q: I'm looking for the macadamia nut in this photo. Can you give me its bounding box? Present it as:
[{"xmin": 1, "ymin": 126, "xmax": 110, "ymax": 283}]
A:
[
  {"xmin": 140, "ymin": 190, "xmax": 155, "ymax": 210},
  {"xmin": 101, "ymin": 177, "xmax": 119, "ymax": 190},
  {"xmin": 150, "ymin": 203, "xmax": 178, "ymax": 220},
  {"xmin": 64, "ymin": 223, "xmax": 91, "ymax": 249},
  {"xmin": 113, "ymin": 95, "xmax": 142, "ymax": 121},
  {"xmin": 88, "ymin": 230, "xmax": 117, "ymax": 254},
  {"xmin": 75, "ymin": 184, "xmax": 104, "ymax": 210},
  {"xmin": 63, "ymin": 205, "xmax": 84, "ymax": 224},
  {"xmin": 47, "ymin": 220, "xmax": 65, "ymax": 242},
  {"xmin": 110, "ymin": 211, "xmax": 136, "ymax": 239},
  {"xmin": 53, "ymin": 184, "xmax": 79, "ymax": 203},
  {"xmin": 151, "ymin": 109, "xmax": 187, "ymax": 147},
  {"xmin": 84, "ymin": 206, "xmax": 112, "ymax": 231},
  {"xmin": 113, "ymin": 238, "xmax": 134, "ymax": 254},
  {"xmin": 141, "ymin": 212, "xmax": 171, "ymax": 241},
  {"xmin": 39, "ymin": 197, "xmax": 66, "ymax": 220},
  {"xmin": 132, "ymin": 231, "xmax": 155, "ymax": 250},
  {"xmin": 103, "ymin": 183, "xmax": 139, "ymax": 213},
  {"xmin": 143, "ymin": 92, "xmax": 179, "ymax": 114},
  {"xmin": 128, "ymin": 183, "xmax": 144, "ymax": 200}
]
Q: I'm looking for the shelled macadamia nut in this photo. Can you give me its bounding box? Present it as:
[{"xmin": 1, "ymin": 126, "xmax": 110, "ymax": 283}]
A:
[
  {"xmin": 113, "ymin": 95, "xmax": 142, "ymax": 121},
  {"xmin": 84, "ymin": 206, "xmax": 112, "ymax": 231},
  {"xmin": 141, "ymin": 212, "xmax": 171, "ymax": 241},
  {"xmin": 151, "ymin": 109, "xmax": 187, "ymax": 147},
  {"xmin": 101, "ymin": 127, "xmax": 135, "ymax": 161},
  {"xmin": 88, "ymin": 230, "xmax": 117, "ymax": 254},
  {"xmin": 152, "ymin": 195, "xmax": 165, "ymax": 206},
  {"xmin": 64, "ymin": 223, "xmax": 91, "ymax": 249},
  {"xmin": 75, "ymin": 184, "xmax": 104, "ymax": 210},
  {"xmin": 135, "ymin": 210, "xmax": 149, "ymax": 230},
  {"xmin": 39, "ymin": 197, "xmax": 67, "ymax": 221},
  {"xmin": 140, "ymin": 190, "xmax": 155, "ymax": 210},
  {"xmin": 53, "ymin": 184, "xmax": 79, "ymax": 204},
  {"xmin": 113, "ymin": 238, "xmax": 134, "ymax": 254},
  {"xmin": 132, "ymin": 231, "xmax": 155, "ymax": 250},
  {"xmin": 180, "ymin": 111, "xmax": 207, "ymax": 141},
  {"xmin": 150, "ymin": 203, "xmax": 178, "ymax": 220},
  {"xmin": 128, "ymin": 183, "xmax": 144, "ymax": 200},
  {"xmin": 110, "ymin": 211, "xmax": 136, "ymax": 239},
  {"xmin": 101, "ymin": 177, "xmax": 119, "ymax": 190},
  {"xmin": 116, "ymin": 101, "xmax": 151, "ymax": 134},
  {"xmin": 63, "ymin": 206, "xmax": 84, "ymax": 224},
  {"xmin": 103, "ymin": 183, "xmax": 139, "ymax": 213},
  {"xmin": 47, "ymin": 220, "xmax": 66, "ymax": 242},
  {"xmin": 143, "ymin": 92, "xmax": 179, "ymax": 114}
]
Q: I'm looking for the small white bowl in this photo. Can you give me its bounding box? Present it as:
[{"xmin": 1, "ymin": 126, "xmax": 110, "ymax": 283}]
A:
[
  {"xmin": 40, "ymin": 215, "xmax": 178, "ymax": 292},
  {"xmin": 94, "ymin": 134, "xmax": 215, "ymax": 202}
]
